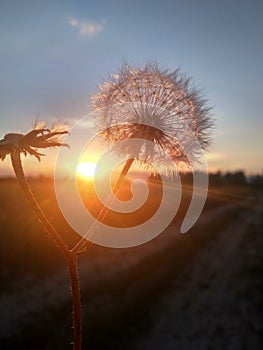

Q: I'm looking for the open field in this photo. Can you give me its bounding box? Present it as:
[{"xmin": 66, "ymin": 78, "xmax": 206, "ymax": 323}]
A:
[{"xmin": 0, "ymin": 177, "xmax": 262, "ymax": 349}]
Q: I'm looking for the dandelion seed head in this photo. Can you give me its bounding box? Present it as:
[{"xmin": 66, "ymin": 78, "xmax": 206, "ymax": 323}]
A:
[{"xmin": 91, "ymin": 63, "xmax": 214, "ymax": 175}]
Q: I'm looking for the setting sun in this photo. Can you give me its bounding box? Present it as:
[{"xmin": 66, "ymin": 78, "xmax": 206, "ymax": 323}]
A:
[{"xmin": 77, "ymin": 162, "xmax": 98, "ymax": 179}]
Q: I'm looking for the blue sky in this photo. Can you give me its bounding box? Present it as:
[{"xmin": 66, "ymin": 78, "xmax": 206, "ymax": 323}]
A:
[{"xmin": 0, "ymin": 0, "xmax": 263, "ymax": 175}]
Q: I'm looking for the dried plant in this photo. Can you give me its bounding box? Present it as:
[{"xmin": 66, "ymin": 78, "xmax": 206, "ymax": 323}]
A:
[
  {"xmin": 1, "ymin": 63, "xmax": 214, "ymax": 350},
  {"xmin": 0, "ymin": 121, "xmax": 69, "ymax": 161},
  {"xmin": 73, "ymin": 63, "xmax": 213, "ymax": 253},
  {"xmin": 91, "ymin": 63, "xmax": 213, "ymax": 180},
  {"xmin": 0, "ymin": 121, "xmax": 82, "ymax": 350}
]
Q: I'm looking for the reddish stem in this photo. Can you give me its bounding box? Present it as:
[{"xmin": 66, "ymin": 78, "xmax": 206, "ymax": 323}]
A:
[
  {"xmin": 72, "ymin": 158, "xmax": 135, "ymax": 254},
  {"xmin": 67, "ymin": 253, "xmax": 82, "ymax": 350},
  {"xmin": 10, "ymin": 150, "xmax": 82, "ymax": 350}
]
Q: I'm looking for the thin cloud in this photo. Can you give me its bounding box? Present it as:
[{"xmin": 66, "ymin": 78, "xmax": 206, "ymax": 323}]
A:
[{"xmin": 69, "ymin": 18, "xmax": 105, "ymax": 37}]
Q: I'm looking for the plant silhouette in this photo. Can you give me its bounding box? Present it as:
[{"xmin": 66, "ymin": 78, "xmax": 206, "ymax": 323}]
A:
[{"xmin": 0, "ymin": 63, "xmax": 213, "ymax": 349}]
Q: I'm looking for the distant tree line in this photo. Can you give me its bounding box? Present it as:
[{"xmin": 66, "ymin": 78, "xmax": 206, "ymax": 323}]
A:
[
  {"xmin": 209, "ymin": 170, "xmax": 263, "ymax": 187},
  {"xmin": 172, "ymin": 170, "xmax": 263, "ymax": 187}
]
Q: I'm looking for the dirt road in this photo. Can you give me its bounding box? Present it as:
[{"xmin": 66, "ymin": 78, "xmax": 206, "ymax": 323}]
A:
[
  {"xmin": 132, "ymin": 197, "xmax": 263, "ymax": 350},
  {"xmin": 1, "ymin": 187, "xmax": 262, "ymax": 349}
]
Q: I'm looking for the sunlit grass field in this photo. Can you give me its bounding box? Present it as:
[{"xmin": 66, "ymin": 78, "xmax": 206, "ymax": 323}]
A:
[{"xmin": 0, "ymin": 177, "xmax": 262, "ymax": 349}]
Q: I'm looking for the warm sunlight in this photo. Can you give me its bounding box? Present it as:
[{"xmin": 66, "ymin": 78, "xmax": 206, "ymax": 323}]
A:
[{"xmin": 77, "ymin": 162, "xmax": 98, "ymax": 179}]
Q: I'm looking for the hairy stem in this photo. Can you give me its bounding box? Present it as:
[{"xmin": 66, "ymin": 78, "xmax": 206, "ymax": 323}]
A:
[
  {"xmin": 72, "ymin": 157, "xmax": 135, "ymax": 254},
  {"xmin": 67, "ymin": 253, "xmax": 82, "ymax": 350},
  {"xmin": 113, "ymin": 157, "xmax": 135, "ymax": 193},
  {"xmin": 10, "ymin": 149, "xmax": 82, "ymax": 350},
  {"xmin": 10, "ymin": 150, "xmax": 69, "ymax": 257}
]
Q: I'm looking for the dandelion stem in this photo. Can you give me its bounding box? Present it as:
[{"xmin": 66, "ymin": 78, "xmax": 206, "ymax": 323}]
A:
[
  {"xmin": 10, "ymin": 149, "xmax": 82, "ymax": 350},
  {"xmin": 67, "ymin": 253, "xmax": 82, "ymax": 350},
  {"xmin": 72, "ymin": 157, "xmax": 135, "ymax": 254},
  {"xmin": 10, "ymin": 149, "xmax": 69, "ymax": 256},
  {"xmin": 113, "ymin": 157, "xmax": 134, "ymax": 193}
]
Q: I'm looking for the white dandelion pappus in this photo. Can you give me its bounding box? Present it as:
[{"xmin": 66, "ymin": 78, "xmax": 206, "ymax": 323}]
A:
[{"xmin": 91, "ymin": 63, "xmax": 213, "ymax": 175}]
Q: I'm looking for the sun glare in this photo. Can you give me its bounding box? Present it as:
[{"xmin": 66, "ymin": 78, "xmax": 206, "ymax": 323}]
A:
[{"xmin": 77, "ymin": 162, "xmax": 98, "ymax": 179}]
